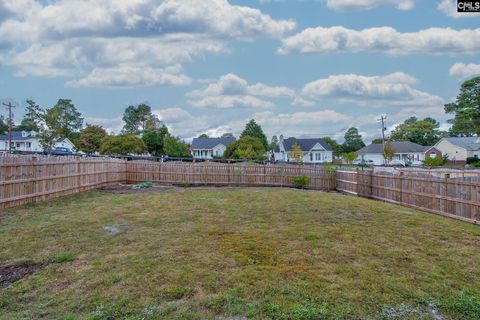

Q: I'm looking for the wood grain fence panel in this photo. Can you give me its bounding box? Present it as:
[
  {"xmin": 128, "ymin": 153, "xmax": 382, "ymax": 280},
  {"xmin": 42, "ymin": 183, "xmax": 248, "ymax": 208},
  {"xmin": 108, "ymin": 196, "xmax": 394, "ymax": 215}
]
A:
[{"xmin": 336, "ymin": 169, "xmax": 480, "ymax": 225}]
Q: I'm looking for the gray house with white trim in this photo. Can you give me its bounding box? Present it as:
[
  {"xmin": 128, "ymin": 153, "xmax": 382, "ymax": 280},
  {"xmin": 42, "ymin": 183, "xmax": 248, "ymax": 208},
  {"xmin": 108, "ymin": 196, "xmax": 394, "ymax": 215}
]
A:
[{"xmin": 190, "ymin": 137, "xmax": 236, "ymax": 159}]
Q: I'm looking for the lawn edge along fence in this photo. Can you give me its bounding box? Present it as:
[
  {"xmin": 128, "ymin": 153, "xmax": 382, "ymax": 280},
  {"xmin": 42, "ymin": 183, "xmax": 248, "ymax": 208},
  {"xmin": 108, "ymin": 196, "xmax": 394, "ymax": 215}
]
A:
[{"xmin": 1, "ymin": 155, "xmax": 479, "ymax": 225}]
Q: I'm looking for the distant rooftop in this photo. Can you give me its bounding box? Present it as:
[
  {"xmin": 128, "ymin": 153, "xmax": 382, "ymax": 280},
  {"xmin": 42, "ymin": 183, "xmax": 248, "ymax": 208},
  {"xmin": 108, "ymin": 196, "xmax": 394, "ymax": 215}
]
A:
[
  {"xmin": 275, "ymin": 137, "xmax": 333, "ymax": 152},
  {"xmin": 191, "ymin": 137, "xmax": 236, "ymax": 149},
  {"xmin": 357, "ymin": 141, "xmax": 429, "ymax": 154},
  {"xmin": 442, "ymin": 137, "xmax": 480, "ymax": 151}
]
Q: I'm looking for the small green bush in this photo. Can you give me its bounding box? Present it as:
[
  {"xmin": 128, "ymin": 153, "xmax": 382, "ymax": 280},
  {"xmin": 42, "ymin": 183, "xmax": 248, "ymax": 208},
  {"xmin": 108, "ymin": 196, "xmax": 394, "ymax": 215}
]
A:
[
  {"xmin": 292, "ymin": 176, "xmax": 310, "ymax": 189},
  {"xmin": 423, "ymin": 155, "xmax": 447, "ymax": 167},
  {"xmin": 132, "ymin": 181, "xmax": 156, "ymax": 189},
  {"xmin": 52, "ymin": 252, "xmax": 76, "ymax": 263},
  {"xmin": 466, "ymin": 156, "xmax": 480, "ymax": 164}
]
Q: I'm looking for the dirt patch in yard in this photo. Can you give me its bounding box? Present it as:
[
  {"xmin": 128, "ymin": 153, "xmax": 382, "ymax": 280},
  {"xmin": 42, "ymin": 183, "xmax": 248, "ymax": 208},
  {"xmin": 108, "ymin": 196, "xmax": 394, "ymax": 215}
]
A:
[
  {"xmin": 98, "ymin": 184, "xmax": 174, "ymax": 194},
  {"xmin": 0, "ymin": 261, "xmax": 48, "ymax": 288}
]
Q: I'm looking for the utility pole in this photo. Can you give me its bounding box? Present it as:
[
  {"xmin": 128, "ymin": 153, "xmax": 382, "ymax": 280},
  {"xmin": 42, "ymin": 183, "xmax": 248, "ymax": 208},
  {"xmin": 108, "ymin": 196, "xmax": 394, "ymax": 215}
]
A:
[
  {"xmin": 377, "ymin": 114, "xmax": 387, "ymax": 165},
  {"xmin": 2, "ymin": 102, "xmax": 16, "ymax": 154}
]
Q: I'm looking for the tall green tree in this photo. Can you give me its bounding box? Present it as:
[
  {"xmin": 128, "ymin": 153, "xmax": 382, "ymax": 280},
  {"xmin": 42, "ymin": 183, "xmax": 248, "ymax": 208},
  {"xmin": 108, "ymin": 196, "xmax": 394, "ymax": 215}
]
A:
[
  {"xmin": 142, "ymin": 125, "xmax": 169, "ymax": 156},
  {"xmin": 445, "ymin": 76, "xmax": 480, "ymax": 136},
  {"xmin": 240, "ymin": 119, "xmax": 268, "ymax": 150},
  {"xmin": 78, "ymin": 124, "xmax": 107, "ymax": 154},
  {"xmin": 122, "ymin": 104, "xmax": 156, "ymax": 135},
  {"xmin": 323, "ymin": 137, "xmax": 343, "ymax": 157},
  {"xmin": 163, "ymin": 134, "xmax": 190, "ymax": 157},
  {"xmin": 16, "ymin": 99, "xmax": 44, "ymax": 131},
  {"xmin": 198, "ymin": 133, "xmax": 209, "ymax": 138},
  {"xmin": 390, "ymin": 116, "xmax": 445, "ymax": 146},
  {"xmin": 269, "ymin": 135, "xmax": 278, "ymax": 151},
  {"xmin": 224, "ymin": 136, "xmax": 266, "ymax": 160},
  {"xmin": 0, "ymin": 116, "xmax": 7, "ymax": 135},
  {"xmin": 46, "ymin": 99, "xmax": 83, "ymax": 140},
  {"xmin": 342, "ymin": 127, "xmax": 365, "ymax": 153},
  {"xmin": 100, "ymin": 134, "xmax": 147, "ymax": 155}
]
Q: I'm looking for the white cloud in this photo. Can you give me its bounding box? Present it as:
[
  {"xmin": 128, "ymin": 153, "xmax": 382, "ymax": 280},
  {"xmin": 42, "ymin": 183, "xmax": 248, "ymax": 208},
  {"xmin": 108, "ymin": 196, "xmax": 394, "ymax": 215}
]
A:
[
  {"xmin": 437, "ymin": 0, "xmax": 480, "ymax": 18},
  {"xmin": 449, "ymin": 63, "xmax": 480, "ymax": 79},
  {"xmin": 292, "ymin": 96, "xmax": 315, "ymax": 107},
  {"xmin": 187, "ymin": 73, "xmax": 294, "ymax": 108},
  {"xmin": 279, "ymin": 26, "xmax": 480, "ymax": 55},
  {"xmin": 301, "ymin": 72, "xmax": 444, "ymax": 107},
  {"xmin": 65, "ymin": 65, "xmax": 192, "ymax": 88},
  {"xmin": 0, "ymin": 0, "xmax": 295, "ymax": 82},
  {"xmin": 325, "ymin": 0, "xmax": 415, "ymax": 12}
]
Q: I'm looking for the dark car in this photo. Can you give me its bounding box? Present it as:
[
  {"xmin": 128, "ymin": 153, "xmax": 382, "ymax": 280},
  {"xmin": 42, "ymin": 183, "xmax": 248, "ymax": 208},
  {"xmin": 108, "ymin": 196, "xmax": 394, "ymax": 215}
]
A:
[{"xmin": 45, "ymin": 147, "xmax": 74, "ymax": 155}]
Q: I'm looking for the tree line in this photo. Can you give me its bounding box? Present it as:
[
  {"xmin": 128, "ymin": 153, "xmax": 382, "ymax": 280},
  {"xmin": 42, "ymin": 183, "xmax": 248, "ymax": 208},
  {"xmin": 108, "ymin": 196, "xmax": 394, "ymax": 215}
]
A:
[{"xmin": 1, "ymin": 76, "xmax": 478, "ymax": 158}]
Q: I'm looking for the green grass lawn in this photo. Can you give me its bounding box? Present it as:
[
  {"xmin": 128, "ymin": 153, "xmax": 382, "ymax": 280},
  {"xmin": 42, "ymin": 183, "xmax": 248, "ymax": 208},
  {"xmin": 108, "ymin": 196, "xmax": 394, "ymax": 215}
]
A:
[{"xmin": 1, "ymin": 188, "xmax": 479, "ymax": 319}]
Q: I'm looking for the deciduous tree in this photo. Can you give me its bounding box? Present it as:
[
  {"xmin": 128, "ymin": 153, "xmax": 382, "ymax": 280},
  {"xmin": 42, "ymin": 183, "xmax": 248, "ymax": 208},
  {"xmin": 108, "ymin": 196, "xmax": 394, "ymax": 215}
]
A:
[
  {"xmin": 163, "ymin": 134, "xmax": 190, "ymax": 157},
  {"xmin": 142, "ymin": 125, "xmax": 169, "ymax": 156},
  {"xmin": 224, "ymin": 136, "xmax": 266, "ymax": 160},
  {"xmin": 122, "ymin": 104, "xmax": 156, "ymax": 135},
  {"xmin": 100, "ymin": 134, "xmax": 147, "ymax": 155},
  {"xmin": 78, "ymin": 124, "xmax": 107, "ymax": 154},
  {"xmin": 390, "ymin": 116, "xmax": 445, "ymax": 146},
  {"xmin": 383, "ymin": 140, "xmax": 396, "ymax": 163},
  {"xmin": 290, "ymin": 144, "xmax": 303, "ymax": 163}
]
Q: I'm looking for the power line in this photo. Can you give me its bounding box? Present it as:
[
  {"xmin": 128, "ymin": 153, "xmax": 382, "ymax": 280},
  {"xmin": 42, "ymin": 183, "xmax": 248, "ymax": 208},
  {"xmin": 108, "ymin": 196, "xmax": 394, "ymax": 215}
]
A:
[
  {"xmin": 377, "ymin": 114, "xmax": 387, "ymax": 164},
  {"xmin": 2, "ymin": 102, "xmax": 16, "ymax": 154}
]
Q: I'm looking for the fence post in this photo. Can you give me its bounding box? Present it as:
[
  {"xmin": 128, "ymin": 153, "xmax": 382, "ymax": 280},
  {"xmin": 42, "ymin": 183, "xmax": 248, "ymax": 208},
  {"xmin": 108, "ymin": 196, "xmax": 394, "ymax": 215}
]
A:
[
  {"xmin": 356, "ymin": 168, "xmax": 360, "ymax": 195},
  {"xmin": 399, "ymin": 171, "xmax": 404, "ymax": 204}
]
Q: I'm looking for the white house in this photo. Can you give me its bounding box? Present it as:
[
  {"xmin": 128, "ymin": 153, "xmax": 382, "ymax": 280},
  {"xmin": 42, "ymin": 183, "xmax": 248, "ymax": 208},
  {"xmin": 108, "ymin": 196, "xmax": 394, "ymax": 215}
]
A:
[
  {"xmin": 357, "ymin": 141, "xmax": 428, "ymax": 165},
  {"xmin": 190, "ymin": 136, "xmax": 236, "ymax": 159},
  {"xmin": 272, "ymin": 136, "xmax": 333, "ymax": 163},
  {"xmin": 434, "ymin": 137, "xmax": 480, "ymax": 162},
  {"xmin": 0, "ymin": 131, "xmax": 75, "ymax": 152}
]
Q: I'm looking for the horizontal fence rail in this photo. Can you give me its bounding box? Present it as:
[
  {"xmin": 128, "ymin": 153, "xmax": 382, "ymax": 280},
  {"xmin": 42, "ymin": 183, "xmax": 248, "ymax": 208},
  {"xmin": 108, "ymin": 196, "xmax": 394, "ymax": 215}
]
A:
[
  {"xmin": 126, "ymin": 161, "xmax": 336, "ymax": 191},
  {"xmin": 0, "ymin": 154, "xmax": 126, "ymax": 209},
  {"xmin": 336, "ymin": 169, "xmax": 480, "ymax": 224},
  {"xmin": 1, "ymin": 155, "xmax": 479, "ymax": 225}
]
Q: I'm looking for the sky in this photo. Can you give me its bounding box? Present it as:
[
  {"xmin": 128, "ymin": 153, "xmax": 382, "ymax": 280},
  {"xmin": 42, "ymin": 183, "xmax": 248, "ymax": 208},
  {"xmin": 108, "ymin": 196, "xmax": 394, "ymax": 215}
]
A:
[{"xmin": 0, "ymin": 0, "xmax": 479, "ymax": 143}]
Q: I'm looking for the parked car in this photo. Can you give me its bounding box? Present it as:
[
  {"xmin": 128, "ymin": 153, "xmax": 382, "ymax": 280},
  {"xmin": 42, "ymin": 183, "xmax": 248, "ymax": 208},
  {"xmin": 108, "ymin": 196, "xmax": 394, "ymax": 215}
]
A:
[{"xmin": 45, "ymin": 147, "xmax": 74, "ymax": 155}]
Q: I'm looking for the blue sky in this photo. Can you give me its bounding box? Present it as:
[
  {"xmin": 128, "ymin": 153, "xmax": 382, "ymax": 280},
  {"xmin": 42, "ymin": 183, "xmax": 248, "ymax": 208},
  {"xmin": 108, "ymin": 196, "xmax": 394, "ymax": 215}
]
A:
[{"xmin": 0, "ymin": 0, "xmax": 479, "ymax": 142}]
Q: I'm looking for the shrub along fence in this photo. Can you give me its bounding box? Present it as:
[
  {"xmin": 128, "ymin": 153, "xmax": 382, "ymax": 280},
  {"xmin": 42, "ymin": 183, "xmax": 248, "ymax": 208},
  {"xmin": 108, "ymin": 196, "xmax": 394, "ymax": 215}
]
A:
[
  {"xmin": 1, "ymin": 155, "xmax": 479, "ymax": 225},
  {"xmin": 336, "ymin": 168, "xmax": 480, "ymax": 224}
]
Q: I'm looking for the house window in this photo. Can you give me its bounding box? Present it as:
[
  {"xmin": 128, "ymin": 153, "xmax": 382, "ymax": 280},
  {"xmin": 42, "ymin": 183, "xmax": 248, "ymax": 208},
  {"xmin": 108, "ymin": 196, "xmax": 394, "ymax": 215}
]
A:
[
  {"xmin": 27, "ymin": 142, "xmax": 31, "ymax": 148},
  {"xmin": 430, "ymin": 152, "xmax": 436, "ymax": 158},
  {"xmin": 16, "ymin": 143, "xmax": 20, "ymax": 148},
  {"xmin": 315, "ymin": 153, "xmax": 321, "ymax": 161},
  {"xmin": 310, "ymin": 153, "xmax": 313, "ymax": 161}
]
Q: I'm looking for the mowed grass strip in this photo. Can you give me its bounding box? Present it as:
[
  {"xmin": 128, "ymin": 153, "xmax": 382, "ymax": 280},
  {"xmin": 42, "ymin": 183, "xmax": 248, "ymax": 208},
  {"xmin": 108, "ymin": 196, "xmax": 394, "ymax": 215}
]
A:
[{"xmin": 0, "ymin": 188, "xmax": 479, "ymax": 319}]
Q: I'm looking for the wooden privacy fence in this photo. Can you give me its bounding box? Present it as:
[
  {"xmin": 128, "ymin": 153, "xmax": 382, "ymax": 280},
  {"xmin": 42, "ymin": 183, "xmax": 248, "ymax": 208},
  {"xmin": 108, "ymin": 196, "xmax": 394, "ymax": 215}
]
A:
[
  {"xmin": 0, "ymin": 155, "xmax": 126, "ymax": 209},
  {"xmin": 336, "ymin": 169, "xmax": 480, "ymax": 224},
  {"xmin": 126, "ymin": 161, "xmax": 336, "ymax": 190},
  {"xmin": 1, "ymin": 155, "xmax": 479, "ymax": 225}
]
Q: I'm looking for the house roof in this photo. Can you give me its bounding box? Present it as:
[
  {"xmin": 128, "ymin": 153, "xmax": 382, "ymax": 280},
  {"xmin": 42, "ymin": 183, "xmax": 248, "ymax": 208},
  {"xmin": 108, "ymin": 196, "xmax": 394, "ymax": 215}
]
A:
[
  {"xmin": 191, "ymin": 137, "xmax": 236, "ymax": 149},
  {"xmin": 0, "ymin": 131, "xmax": 35, "ymax": 141},
  {"xmin": 441, "ymin": 137, "xmax": 480, "ymax": 151},
  {"xmin": 275, "ymin": 137, "xmax": 333, "ymax": 152},
  {"xmin": 357, "ymin": 141, "xmax": 429, "ymax": 155}
]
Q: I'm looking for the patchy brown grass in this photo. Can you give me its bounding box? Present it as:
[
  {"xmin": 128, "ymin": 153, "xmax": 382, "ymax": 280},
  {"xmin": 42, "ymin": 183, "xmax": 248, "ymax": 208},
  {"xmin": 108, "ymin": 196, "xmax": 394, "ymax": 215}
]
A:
[{"xmin": 0, "ymin": 188, "xmax": 479, "ymax": 319}]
